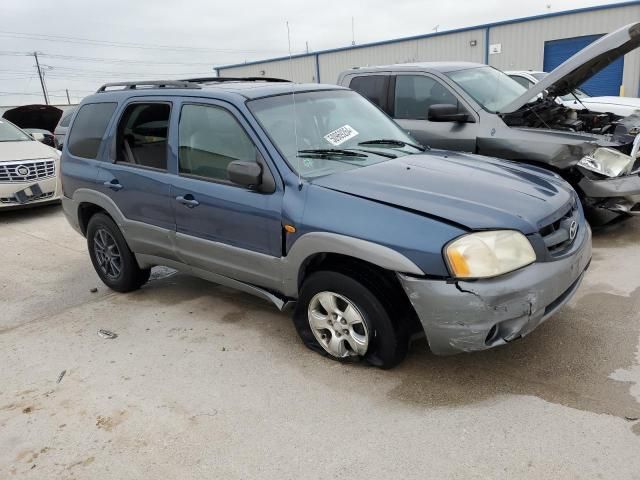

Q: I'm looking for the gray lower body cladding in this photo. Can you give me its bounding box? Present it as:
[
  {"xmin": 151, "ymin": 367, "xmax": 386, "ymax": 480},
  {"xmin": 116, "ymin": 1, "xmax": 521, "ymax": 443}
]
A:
[
  {"xmin": 398, "ymin": 225, "xmax": 592, "ymax": 355},
  {"xmin": 578, "ymin": 173, "xmax": 640, "ymax": 215}
]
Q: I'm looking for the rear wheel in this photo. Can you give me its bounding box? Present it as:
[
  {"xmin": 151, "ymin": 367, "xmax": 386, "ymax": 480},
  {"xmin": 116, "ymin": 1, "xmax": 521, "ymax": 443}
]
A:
[
  {"xmin": 87, "ymin": 213, "xmax": 150, "ymax": 292},
  {"xmin": 293, "ymin": 270, "xmax": 409, "ymax": 369}
]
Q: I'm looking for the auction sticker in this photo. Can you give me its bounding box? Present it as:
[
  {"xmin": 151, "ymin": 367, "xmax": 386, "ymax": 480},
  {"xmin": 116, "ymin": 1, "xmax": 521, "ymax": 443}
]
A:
[{"xmin": 324, "ymin": 125, "xmax": 359, "ymax": 146}]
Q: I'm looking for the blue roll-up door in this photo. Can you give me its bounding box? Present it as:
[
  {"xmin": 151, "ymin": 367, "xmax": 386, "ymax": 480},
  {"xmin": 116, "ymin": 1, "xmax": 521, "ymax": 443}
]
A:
[{"xmin": 543, "ymin": 34, "xmax": 624, "ymax": 97}]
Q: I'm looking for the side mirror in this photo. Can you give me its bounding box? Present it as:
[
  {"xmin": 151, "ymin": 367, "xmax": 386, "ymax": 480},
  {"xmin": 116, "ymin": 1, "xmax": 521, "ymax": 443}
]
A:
[
  {"xmin": 227, "ymin": 161, "xmax": 262, "ymax": 188},
  {"xmin": 427, "ymin": 104, "xmax": 473, "ymax": 123},
  {"xmin": 30, "ymin": 132, "xmax": 46, "ymax": 142}
]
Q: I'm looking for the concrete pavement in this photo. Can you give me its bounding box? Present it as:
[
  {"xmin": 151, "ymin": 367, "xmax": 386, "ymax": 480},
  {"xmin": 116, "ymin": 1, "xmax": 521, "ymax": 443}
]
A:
[{"xmin": 1, "ymin": 205, "xmax": 639, "ymax": 479}]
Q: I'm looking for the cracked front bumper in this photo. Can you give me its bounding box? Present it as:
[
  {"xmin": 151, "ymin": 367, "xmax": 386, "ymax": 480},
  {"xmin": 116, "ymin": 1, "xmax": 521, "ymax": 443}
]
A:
[
  {"xmin": 578, "ymin": 173, "xmax": 640, "ymax": 215},
  {"xmin": 398, "ymin": 224, "xmax": 592, "ymax": 355}
]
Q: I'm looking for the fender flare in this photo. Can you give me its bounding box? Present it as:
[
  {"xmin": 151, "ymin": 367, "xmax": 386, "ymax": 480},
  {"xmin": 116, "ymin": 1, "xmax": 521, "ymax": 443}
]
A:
[{"xmin": 280, "ymin": 232, "xmax": 424, "ymax": 297}]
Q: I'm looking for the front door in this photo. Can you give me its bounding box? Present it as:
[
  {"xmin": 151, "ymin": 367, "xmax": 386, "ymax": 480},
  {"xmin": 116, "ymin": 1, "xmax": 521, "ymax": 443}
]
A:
[
  {"xmin": 392, "ymin": 74, "xmax": 479, "ymax": 152},
  {"xmin": 170, "ymin": 100, "xmax": 284, "ymax": 290}
]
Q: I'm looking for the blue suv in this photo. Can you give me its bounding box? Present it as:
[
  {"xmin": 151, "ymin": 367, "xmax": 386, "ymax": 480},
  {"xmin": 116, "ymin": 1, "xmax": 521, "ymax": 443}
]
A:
[{"xmin": 61, "ymin": 78, "xmax": 591, "ymax": 368}]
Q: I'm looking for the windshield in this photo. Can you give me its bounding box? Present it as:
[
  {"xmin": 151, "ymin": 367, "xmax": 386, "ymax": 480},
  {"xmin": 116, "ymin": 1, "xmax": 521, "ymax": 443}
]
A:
[
  {"xmin": 248, "ymin": 89, "xmax": 421, "ymax": 179},
  {"xmin": 446, "ymin": 66, "xmax": 527, "ymax": 113},
  {"xmin": 0, "ymin": 119, "xmax": 31, "ymax": 142}
]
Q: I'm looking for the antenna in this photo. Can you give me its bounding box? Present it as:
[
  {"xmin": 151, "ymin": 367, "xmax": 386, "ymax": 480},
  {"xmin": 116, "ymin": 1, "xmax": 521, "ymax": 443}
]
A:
[
  {"xmin": 351, "ymin": 17, "xmax": 356, "ymax": 46},
  {"xmin": 286, "ymin": 21, "xmax": 302, "ymax": 188}
]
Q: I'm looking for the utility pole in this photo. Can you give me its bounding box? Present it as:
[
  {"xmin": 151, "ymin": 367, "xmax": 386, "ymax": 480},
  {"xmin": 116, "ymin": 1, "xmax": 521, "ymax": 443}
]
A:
[
  {"xmin": 33, "ymin": 52, "xmax": 49, "ymax": 105},
  {"xmin": 66, "ymin": 89, "xmax": 71, "ymax": 105}
]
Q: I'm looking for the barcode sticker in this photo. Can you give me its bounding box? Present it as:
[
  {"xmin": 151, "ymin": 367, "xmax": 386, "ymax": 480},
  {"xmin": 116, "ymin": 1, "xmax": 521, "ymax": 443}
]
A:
[{"xmin": 324, "ymin": 125, "xmax": 359, "ymax": 146}]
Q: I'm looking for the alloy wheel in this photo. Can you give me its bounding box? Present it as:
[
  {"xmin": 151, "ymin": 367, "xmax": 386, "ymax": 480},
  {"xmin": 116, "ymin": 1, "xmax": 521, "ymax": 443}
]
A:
[
  {"xmin": 93, "ymin": 228, "xmax": 122, "ymax": 280},
  {"xmin": 307, "ymin": 291, "xmax": 369, "ymax": 358}
]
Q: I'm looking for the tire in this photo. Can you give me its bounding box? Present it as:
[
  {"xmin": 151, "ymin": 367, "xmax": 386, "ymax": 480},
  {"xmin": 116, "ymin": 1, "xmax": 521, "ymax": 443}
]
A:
[
  {"xmin": 292, "ymin": 270, "xmax": 409, "ymax": 369},
  {"xmin": 86, "ymin": 213, "xmax": 150, "ymax": 293}
]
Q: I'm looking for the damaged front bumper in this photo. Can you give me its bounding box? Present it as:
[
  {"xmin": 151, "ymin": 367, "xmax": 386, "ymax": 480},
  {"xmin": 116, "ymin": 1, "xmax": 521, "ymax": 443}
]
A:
[
  {"xmin": 578, "ymin": 172, "xmax": 640, "ymax": 215},
  {"xmin": 398, "ymin": 224, "xmax": 592, "ymax": 355}
]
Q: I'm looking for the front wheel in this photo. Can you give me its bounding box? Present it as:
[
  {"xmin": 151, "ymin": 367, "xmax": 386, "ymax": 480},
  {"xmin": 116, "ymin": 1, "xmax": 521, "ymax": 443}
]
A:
[{"xmin": 293, "ymin": 271, "xmax": 409, "ymax": 369}]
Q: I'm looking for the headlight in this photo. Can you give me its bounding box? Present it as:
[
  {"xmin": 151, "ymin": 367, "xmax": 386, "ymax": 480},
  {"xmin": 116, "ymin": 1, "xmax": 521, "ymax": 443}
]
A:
[
  {"xmin": 445, "ymin": 230, "xmax": 536, "ymax": 279},
  {"xmin": 577, "ymin": 148, "xmax": 633, "ymax": 177}
]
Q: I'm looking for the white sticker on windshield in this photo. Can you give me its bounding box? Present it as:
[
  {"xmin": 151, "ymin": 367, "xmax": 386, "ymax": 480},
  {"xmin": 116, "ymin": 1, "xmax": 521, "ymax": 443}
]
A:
[{"xmin": 324, "ymin": 125, "xmax": 359, "ymax": 146}]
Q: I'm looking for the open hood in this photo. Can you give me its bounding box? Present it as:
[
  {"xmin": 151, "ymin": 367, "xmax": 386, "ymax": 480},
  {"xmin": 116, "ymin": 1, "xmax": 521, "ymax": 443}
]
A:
[
  {"xmin": 2, "ymin": 104, "xmax": 63, "ymax": 133},
  {"xmin": 501, "ymin": 22, "xmax": 640, "ymax": 114}
]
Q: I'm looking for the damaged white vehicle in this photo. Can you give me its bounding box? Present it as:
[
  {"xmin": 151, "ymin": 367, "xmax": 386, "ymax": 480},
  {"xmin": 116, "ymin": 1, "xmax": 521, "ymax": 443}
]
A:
[
  {"xmin": 507, "ymin": 70, "xmax": 640, "ymax": 118},
  {"xmin": 0, "ymin": 118, "xmax": 61, "ymax": 209}
]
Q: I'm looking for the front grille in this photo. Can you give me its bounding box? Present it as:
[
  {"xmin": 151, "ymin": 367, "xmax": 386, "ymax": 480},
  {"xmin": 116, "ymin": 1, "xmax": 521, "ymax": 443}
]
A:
[
  {"xmin": 0, "ymin": 191, "xmax": 55, "ymax": 205},
  {"xmin": 539, "ymin": 200, "xmax": 580, "ymax": 255},
  {"xmin": 0, "ymin": 159, "xmax": 56, "ymax": 183}
]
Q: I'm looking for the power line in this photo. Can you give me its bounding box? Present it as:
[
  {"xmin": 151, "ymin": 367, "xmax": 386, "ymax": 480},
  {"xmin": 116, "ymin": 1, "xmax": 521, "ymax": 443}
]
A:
[{"xmin": 0, "ymin": 30, "xmax": 288, "ymax": 55}]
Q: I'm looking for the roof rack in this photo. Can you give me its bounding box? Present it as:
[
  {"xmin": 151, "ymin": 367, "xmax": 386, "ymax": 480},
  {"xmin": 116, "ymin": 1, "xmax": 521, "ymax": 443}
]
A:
[
  {"xmin": 96, "ymin": 76, "xmax": 292, "ymax": 93},
  {"xmin": 96, "ymin": 80, "xmax": 202, "ymax": 93},
  {"xmin": 181, "ymin": 76, "xmax": 291, "ymax": 83}
]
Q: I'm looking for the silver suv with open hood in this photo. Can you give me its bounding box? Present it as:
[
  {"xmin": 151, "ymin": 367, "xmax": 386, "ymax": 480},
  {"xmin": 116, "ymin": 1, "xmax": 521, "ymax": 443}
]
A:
[{"xmin": 338, "ymin": 22, "xmax": 640, "ymax": 219}]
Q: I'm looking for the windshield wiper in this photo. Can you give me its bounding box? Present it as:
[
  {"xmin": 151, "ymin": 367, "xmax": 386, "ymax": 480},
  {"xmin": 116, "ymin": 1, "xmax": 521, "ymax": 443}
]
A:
[
  {"xmin": 297, "ymin": 148, "xmax": 368, "ymax": 159},
  {"xmin": 358, "ymin": 139, "xmax": 427, "ymax": 151}
]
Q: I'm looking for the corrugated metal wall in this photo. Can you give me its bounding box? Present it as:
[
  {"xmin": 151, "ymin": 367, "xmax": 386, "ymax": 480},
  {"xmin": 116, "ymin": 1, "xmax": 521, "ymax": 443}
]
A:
[
  {"xmin": 318, "ymin": 29, "xmax": 485, "ymax": 83},
  {"xmin": 487, "ymin": 4, "xmax": 640, "ymax": 96},
  {"xmin": 219, "ymin": 55, "xmax": 318, "ymax": 83},
  {"xmin": 218, "ymin": 3, "xmax": 640, "ymax": 96}
]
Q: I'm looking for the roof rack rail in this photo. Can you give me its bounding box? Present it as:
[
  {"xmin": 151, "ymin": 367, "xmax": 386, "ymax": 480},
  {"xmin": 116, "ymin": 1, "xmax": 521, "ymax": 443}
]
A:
[
  {"xmin": 96, "ymin": 80, "xmax": 202, "ymax": 93},
  {"xmin": 181, "ymin": 76, "xmax": 291, "ymax": 83}
]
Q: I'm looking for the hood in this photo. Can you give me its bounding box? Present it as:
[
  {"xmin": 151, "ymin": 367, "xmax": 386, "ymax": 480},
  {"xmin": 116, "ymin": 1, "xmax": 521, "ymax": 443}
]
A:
[
  {"xmin": 580, "ymin": 96, "xmax": 640, "ymax": 109},
  {"xmin": 2, "ymin": 104, "xmax": 62, "ymax": 133},
  {"xmin": 501, "ymin": 22, "xmax": 640, "ymax": 114},
  {"xmin": 0, "ymin": 140, "xmax": 59, "ymax": 162},
  {"xmin": 311, "ymin": 151, "xmax": 575, "ymax": 234}
]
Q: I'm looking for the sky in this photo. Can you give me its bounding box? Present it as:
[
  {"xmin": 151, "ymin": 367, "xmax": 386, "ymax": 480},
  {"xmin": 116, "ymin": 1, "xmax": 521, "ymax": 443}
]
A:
[{"xmin": 0, "ymin": 0, "xmax": 632, "ymax": 106}]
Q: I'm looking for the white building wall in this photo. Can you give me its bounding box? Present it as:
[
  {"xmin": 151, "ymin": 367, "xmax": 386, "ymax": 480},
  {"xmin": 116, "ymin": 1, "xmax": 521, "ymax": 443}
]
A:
[
  {"xmin": 218, "ymin": 56, "xmax": 317, "ymax": 83},
  {"xmin": 318, "ymin": 29, "xmax": 486, "ymax": 83},
  {"xmin": 218, "ymin": 3, "xmax": 640, "ymax": 96},
  {"xmin": 488, "ymin": 4, "xmax": 640, "ymax": 96}
]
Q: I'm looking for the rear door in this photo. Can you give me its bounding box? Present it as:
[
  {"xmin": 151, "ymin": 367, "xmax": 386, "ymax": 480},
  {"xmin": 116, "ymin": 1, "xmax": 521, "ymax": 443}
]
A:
[
  {"xmin": 391, "ymin": 73, "xmax": 479, "ymax": 152},
  {"xmin": 169, "ymin": 99, "xmax": 284, "ymax": 290},
  {"xmin": 95, "ymin": 97, "xmax": 177, "ymax": 261}
]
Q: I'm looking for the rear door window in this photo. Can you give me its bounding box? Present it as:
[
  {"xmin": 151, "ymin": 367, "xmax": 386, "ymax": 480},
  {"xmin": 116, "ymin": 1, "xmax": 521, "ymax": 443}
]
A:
[
  {"xmin": 349, "ymin": 75, "xmax": 389, "ymax": 110},
  {"xmin": 115, "ymin": 103, "xmax": 170, "ymax": 170},
  {"xmin": 394, "ymin": 75, "xmax": 459, "ymax": 120},
  {"xmin": 67, "ymin": 103, "xmax": 117, "ymax": 159}
]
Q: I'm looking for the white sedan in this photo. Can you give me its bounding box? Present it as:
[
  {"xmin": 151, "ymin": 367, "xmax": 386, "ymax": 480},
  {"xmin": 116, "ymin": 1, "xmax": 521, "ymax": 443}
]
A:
[
  {"xmin": 0, "ymin": 118, "xmax": 61, "ymax": 209},
  {"xmin": 507, "ymin": 70, "xmax": 640, "ymax": 117}
]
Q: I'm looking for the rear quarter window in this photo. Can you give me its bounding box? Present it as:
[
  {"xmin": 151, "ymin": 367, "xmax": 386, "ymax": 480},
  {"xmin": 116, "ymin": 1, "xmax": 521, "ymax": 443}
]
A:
[
  {"xmin": 349, "ymin": 75, "xmax": 389, "ymax": 110},
  {"xmin": 58, "ymin": 109, "xmax": 75, "ymax": 128},
  {"xmin": 67, "ymin": 102, "xmax": 117, "ymax": 159}
]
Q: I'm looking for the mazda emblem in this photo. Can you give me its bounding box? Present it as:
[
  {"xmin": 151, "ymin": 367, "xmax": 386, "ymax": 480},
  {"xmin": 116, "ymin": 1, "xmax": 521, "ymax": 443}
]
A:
[{"xmin": 569, "ymin": 221, "xmax": 578, "ymax": 240}]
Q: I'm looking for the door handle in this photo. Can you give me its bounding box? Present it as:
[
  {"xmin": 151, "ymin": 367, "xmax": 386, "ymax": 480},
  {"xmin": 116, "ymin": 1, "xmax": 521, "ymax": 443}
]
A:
[
  {"xmin": 103, "ymin": 179, "xmax": 123, "ymax": 191},
  {"xmin": 176, "ymin": 195, "xmax": 200, "ymax": 208}
]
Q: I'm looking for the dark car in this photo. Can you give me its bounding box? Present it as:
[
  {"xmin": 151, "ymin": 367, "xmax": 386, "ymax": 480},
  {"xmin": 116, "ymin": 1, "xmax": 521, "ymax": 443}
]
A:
[
  {"xmin": 53, "ymin": 107, "xmax": 76, "ymax": 150},
  {"xmin": 338, "ymin": 22, "xmax": 640, "ymax": 220},
  {"xmin": 60, "ymin": 78, "xmax": 590, "ymax": 367}
]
